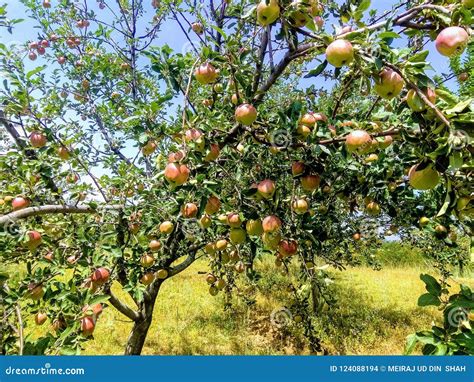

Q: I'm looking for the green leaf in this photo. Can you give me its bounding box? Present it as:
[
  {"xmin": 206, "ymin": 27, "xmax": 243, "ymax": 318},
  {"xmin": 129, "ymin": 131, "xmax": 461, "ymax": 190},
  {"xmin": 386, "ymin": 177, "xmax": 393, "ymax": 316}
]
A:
[
  {"xmin": 420, "ymin": 274, "xmax": 442, "ymax": 296},
  {"xmin": 404, "ymin": 334, "xmax": 418, "ymax": 355},
  {"xmin": 304, "ymin": 60, "xmax": 327, "ymax": 78},
  {"xmin": 418, "ymin": 293, "xmax": 441, "ymax": 307},
  {"xmin": 378, "ymin": 31, "xmax": 401, "ymax": 39},
  {"xmin": 26, "ymin": 65, "xmax": 46, "ymax": 79}
]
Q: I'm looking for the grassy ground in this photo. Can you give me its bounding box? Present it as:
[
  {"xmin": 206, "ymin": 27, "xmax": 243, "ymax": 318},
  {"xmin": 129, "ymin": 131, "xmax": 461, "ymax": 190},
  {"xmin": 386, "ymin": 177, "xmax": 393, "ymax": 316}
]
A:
[{"xmin": 76, "ymin": 256, "xmax": 471, "ymax": 355}]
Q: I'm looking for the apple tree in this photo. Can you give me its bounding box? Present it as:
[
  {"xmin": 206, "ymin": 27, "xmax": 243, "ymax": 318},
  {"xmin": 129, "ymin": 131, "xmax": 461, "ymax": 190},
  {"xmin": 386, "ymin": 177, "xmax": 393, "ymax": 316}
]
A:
[{"xmin": 0, "ymin": 0, "xmax": 472, "ymax": 355}]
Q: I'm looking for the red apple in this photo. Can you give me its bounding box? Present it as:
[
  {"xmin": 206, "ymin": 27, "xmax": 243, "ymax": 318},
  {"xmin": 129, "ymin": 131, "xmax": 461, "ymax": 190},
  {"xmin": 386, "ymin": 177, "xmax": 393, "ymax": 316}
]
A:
[
  {"xmin": 90, "ymin": 267, "xmax": 110, "ymax": 285},
  {"xmin": 257, "ymin": 179, "xmax": 276, "ymax": 199},
  {"xmin": 435, "ymin": 27, "xmax": 469, "ymax": 57},
  {"xmin": 12, "ymin": 197, "xmax": 29, "ymax": 211},
  {"xmin": 35, "ymin": 312, "xmax": 48, "ymax": 325},
  {"xmin": 182, "ymin": 203, "xmax": 198, "ymax": 218},
  {"xmin": 262, "ymin": 215, "xmax": 282, "ymax": 233},
  {"xmin": 164, "ymin": 163, "xmax": 190, "ymax": 186},
  {"xmin": 235, "ymin": 103, "xmax": 257, "ymax": 125},
  {"xmin": 30, "ymin": 131, "xmax": 47, "ymax": 148},
  {"xmin": 279, "ymin": 239, "xmax": 298, "ymax": 257},
  {"xmin": 194, "ymin": 63, "xmax": 218, "ymax": 84},
  {"xmin": 345, "ymin": 129, "xmax": 372, "ymax": 154},
  {"xmin": 292, "ymin": 161, "xmax": 305, "ymax": 176},
  {"xmin": 301, "ymin": 174, "xmax": 320, "ymax": 192},
  {"xmin": 325, "ymin": 39, "xmax": 354, "ymax": 67},
  {"xmin": 205, "ymin": 196, "xmax": 221, "ymax": 215},
  {"xmin": 80, "ymin": 316, "xmax": 95, "ymax": 336},
  {"xmin": 27, "ymin": 230, "xmax": 42, "ymax": 250},
  {"xmin": 374, "ymin": 68, "xmax": 404, "ymax": 99}
]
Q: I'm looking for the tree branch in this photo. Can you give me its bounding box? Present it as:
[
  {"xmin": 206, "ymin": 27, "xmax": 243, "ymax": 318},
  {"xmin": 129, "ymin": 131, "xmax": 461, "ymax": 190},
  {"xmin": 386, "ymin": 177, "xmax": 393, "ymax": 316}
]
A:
[
  {"xmin": 0, "ymin": 204, "xmax": 122, "ymax": 225},
  {"xmin": 106, "ymin": 288, "xmax": 141, "ymax": 321}
]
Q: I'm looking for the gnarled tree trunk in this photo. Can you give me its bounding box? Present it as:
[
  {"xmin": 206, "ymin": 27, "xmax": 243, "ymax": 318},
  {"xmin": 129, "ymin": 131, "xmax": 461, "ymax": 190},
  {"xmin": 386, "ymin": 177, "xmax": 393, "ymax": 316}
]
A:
[{"xmin": 124, "ymin": 282, "xmax": 161, "ymax": 355}]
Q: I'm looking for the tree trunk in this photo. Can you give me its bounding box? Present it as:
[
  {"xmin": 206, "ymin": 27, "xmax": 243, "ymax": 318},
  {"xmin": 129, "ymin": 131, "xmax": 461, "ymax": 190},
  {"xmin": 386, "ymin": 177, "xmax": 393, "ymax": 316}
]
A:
[
  {"xmin": 124, "ymin": 282, "xmax": 161, "ymax": 355},
  {"xmin": 124, "ymin": 316, "xmax": 153, "ymax": 355}
]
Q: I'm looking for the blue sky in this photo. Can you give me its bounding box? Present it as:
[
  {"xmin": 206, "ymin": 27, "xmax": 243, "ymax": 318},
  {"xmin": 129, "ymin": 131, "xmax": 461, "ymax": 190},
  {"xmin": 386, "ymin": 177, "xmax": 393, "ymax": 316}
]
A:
[{"xmin": 1, "ymin": 0, "xmax": 458, "ymax": 90}]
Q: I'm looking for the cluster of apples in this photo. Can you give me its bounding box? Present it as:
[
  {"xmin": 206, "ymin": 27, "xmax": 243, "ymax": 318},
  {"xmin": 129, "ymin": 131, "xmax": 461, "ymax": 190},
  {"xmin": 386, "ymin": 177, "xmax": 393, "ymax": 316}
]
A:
[
  {"xmin": 27, "ymin": 39, "xmax": 50, "ymax": 61},
  {"xmin": 256, "ymin": 0, "xmax": 323, "ymax": 28}
]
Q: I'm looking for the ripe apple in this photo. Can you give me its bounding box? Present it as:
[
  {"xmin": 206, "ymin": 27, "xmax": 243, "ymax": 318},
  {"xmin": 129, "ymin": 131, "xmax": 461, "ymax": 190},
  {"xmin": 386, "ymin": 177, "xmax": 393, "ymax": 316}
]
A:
[
  {"xmin": 12, "ymin": 196, "xmax": 29, "ymax": 211},
  {"xmin": 235, "ymin": 261, "xmax": 245, "ymax": 273},
  {"xmin": 434, "ymin": 224, "xmax": 448, "ymax": 238},
  {"xmin": 27, "ymin": 230, "xmax": 42, "ymax": 250},
  {"xmin": 155, "ymin": 269, "xmax": 168, "ymax": 280},
  {"xmin": 43, "ymin": 0, "xmax": 51, "ymax": 8},
  {"xmin": 168, "ymin": 150, "xmax": 185, "ymax": 162},
  {"xmin": 301, "ymin": 174, "xmax": 320, "ymax": 192},
  {"xmin": 185, "ymin": 130, "xmax": 205, "ymax": 153},
  {"xmin": 58, "ymin": 146, "xmax": 70, "ymax": 160},
  {"xmin": 262, "ymin": 231, "xmax": 281, "ymax": 250},
  {"xmin": 296, "ymin": 124, "xmax": 311, "ymax": 139},
  {"xmin": 29, "ymin": 41, "xmax": 39, "ymax": 50},
  {"xmin": 291, "ymin": 161, "xmax": 305, "ymax": 176},
  {"xmin": 204, "ymin": 196, "xmax": 221, "ymax": 215},
  {"xmin": 160, "ymin": 221, "xmax": 174, "ymax": 234},
  {"xmin": 206, "ymin": 274, "xmax": 217, "ymax": 284},
  {"xmin": 262, "ymin": 215, "xmax": 282, "ymax": 233},
  {"xmin": 300, "ymin": 112, "xmax": 317, "ymax": 127},
  {"xmin": 37, "ymin": 46, "xmax": 46, "ymax": 55},
  {"xmin": 419, "ymin": 216, "xmax": 430, "ymax": 226},
  {"xmin": 256, "ymin": 0, "xmax": 280, "ymax": 26},
  {"xmin": 44, "ymin": 252, "xmax": 54, "ymax": 261},
  {"xmin": 140, "ymin": 254, "xmax": 155, "ymax": 268},
  {"xmin": 246, "ymin": 219, "xmax": 263, "ymax": 236},
  {"xmin": 289, "ymin": 2, "xmax": 307, "ymax": 28},
  {"xmin": 366, "ymin": 201, "xmax": 381, "ymax": 216},
  {"xmin": 91, "ymin": 267, "xmax": 110, "ymax": 285},
  {"xmin": 194, "ymin": 63, "xmax": 218, "ymax": 84},
  {"xmin": 199, "ymin": 214, "xmax": 212, "ymax": 229},
  {"xmin": 35, "ymin": 312, "xmax": 48, "ymax": 325},
  {"xmin": 345, "ymin": 129, "xmax": 372, "ymax": 154},
  {"xmin": 374, "ymin": 68, "xmax": 404, "ymax": 99},
  {"xmin": 227, "ymin": 213, "xmax": 242, "ymax": 228},
  {"xmin": 408, "ymin": 164, "xmax": 440, "ymax": 190},
  {"xmin": 30, "ymin": 131, "xmax": 47, "ymax": 148},
  {"xmin": 325, "ymin": 39, "xmax": 354, "ymax": 67},
  {"xmin": 406, "ymin": 88, "xmax": 436, "ymax": 112},
  {"xmin": 191, "ymin": 22, "xmax": 203, "ymax": 34},
  {"xmin": 205, "ymin": 242, "xmax": 217, "ymax": 255},
  {"xmin": 435, "ymin": 27, "xmax": 469, "ymax": 57},
  {"xmin": 52, "ymin": 318, "xmax": 66, "ymax": 332},
  {"xmin": 82, "ymin": 303, "xmax": 103, "ymax": 318},
  {"xmin": 230, "ymin": 228, "xmax": 247, "ymax": 244},
  {"xmin": 292, "ymin": 198, "xmax": 309, "ymax": 215},
  {"xmin": 204, "ymin": 143, "xmax": 220, "ymax": 161},
  {"xmin": 142, "ymin": 140, "xmax": 157, "ymax": 156},
  {"xmin": 279, "ymin": 239, "xmax": 298, "ymax": 257},
  {"xmin": 215, "ymin": 239, "xmax": 228, "ymax": 251},
  {"xmin": 80, "ymin": 316, "xmax": 95, "ymax": 336},
  {"xmin": 458, "ymin": 72, "xmax": 468, "ymax": 82},
  {"xmin": 235, "ymin": 103, "xmax": 257, "ymax": 125},
  {"xmin": 164, "ymin": 163, "xmax": 190, "ymax": 186},
  {"xmin": 40, "ymin": 39, "xmax": 49, "ymax": 48},
  {"xmin": 181, "ymin": 203, "xmax": 197, "ymax": 219},
  {"xmin": 257, "ymin": 179, "xmax": 276, "ymax": 199},
  {"xmin": 149, "ymin": 239, "xmax": 161, "ymax": 252},
  {"xmin": 140, "ymin": 272, "xmax": 155, "ymax": 285},
  {"xmin": 379, "ymin": 135, "xmax": 393, "ymax": 149},
  {"xmin": 353, "ymin": 233, "xmax": 361, "ymax": 241},
  {"xmin": 27, "ymin": 283, "xmax": 44, "ymax": 300}
]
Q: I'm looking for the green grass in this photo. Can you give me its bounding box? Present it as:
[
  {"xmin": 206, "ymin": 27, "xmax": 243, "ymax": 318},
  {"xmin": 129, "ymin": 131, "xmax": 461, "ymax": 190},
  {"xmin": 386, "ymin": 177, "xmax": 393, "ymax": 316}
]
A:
[
  {"xmin": 77, "ymin": 257, "xmax": 471, "ymax": 355},
  {"xmin": 16, "ymin": 244, "xmax": 473, "ymax": 355}
]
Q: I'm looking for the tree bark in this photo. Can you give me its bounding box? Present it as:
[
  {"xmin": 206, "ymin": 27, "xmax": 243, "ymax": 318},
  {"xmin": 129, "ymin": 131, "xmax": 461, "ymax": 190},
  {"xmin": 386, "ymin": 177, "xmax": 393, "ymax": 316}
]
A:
[{"xmin": 124, "ymin": 282, "xmax": 161, "ymax": 355}]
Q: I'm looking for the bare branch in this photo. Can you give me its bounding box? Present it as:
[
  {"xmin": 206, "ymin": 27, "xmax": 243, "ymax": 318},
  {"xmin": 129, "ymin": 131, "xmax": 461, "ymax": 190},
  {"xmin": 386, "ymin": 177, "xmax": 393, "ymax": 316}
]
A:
[{"xmin": 106, "ymin": 288, "xmax": 141, "ymax": 321}]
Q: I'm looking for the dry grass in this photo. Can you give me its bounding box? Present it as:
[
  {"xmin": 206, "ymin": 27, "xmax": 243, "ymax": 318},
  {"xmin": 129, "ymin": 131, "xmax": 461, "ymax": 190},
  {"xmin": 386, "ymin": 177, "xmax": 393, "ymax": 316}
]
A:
[{"xmin": 73, "ymin": 257, "xmax": 472, "ymax": 355}]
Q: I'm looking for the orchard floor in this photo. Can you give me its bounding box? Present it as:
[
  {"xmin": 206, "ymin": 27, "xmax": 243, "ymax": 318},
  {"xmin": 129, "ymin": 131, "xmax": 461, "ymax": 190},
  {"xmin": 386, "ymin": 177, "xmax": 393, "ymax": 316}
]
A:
[{"xmin": 77, "ymin": 258, "xmax": 472, "ymax": 355}]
